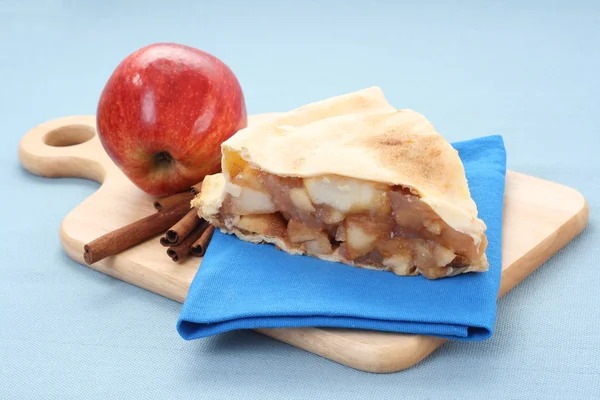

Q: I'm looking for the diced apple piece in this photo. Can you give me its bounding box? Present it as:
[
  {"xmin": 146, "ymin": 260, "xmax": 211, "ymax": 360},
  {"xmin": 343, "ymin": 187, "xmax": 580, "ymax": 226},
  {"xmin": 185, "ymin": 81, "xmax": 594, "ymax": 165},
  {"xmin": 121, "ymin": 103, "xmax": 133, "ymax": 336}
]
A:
[
  {"xmin": 262, "ymin": 173, "xmax": 323, "ymax": 226},
  {"xmin": 412, "ymin": 240, "xmax": 438, "ymax": 270},
  {"xmin": 223, "ymin": 149, "xmax": 248, "ymax": 180},
  {"xmin": 344, "ymin": 217, "xmax": 378, "ymax": 259},
  {"xmin": 287, "ymin": 219, "xmax": 333, "ymax": 255},
  {"xmin": 316, "ymin": 206, "xmax": 345, "ymax": 224},
  {"xmin": 225, "ymin": 182, "xmax": 242, "ymax": 197},
  {"xmin": 335, "ymin": 225, "xmax": 346, "ymax": 242},
  {"xmin": 433, "ymin": 244, "xmax": 456, "ymax": 267},
  {"xmin": 304, "ymin": 235, "xmax": 333, "ymax": 255},
  {"xmin": 375, "ymin": 191, "xmax": 392, "ymax": 215},
  {"xmin": 304, "ymin": 175, "xmax": 384, "ymax": 213},
  {"xmin": 289, "ymin": 188, "xmax": 315, "ymax": 213},
  {"xmin": 229, "ymin": 187, "xmax": 276, "ymax": 215},
  {"xmin": 287, "ymin": 219, "xmax": 317, "ymax": 243},
  {"xmin": 375, "ymin": 237, "xmax": 411, "ymax": 258},
  {"xmin": 382, "ymin": 251, "xmax": 415, "ymax": 275},
  {"xmin": 231, "ymin": 165, "xmax": 268, "ymax": 192},
  {"xmin": 235, "ymin": 213, "xmax": 287, "ymax": 237},
  {"xmin": 424, "ymin": 218, "xmax": 442, "ymax": 236},
  {"xmin": 389, "ymin": 191, "xmax": 424, "ymax": 231}
]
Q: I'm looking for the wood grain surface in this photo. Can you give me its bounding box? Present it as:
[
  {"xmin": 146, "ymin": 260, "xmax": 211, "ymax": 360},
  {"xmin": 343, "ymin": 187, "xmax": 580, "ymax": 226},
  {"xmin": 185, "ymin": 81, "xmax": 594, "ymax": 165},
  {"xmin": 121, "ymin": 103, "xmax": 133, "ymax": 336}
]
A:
[{"xmin": 18, "ymin": 115, "xmax": 589, "ymax": 373}]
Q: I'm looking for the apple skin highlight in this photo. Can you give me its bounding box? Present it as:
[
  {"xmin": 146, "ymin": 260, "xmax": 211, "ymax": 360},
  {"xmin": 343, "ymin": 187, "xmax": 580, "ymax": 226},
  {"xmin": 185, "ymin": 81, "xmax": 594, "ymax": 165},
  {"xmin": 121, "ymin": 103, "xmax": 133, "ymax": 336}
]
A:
[{"xmin": 96, "ymin": 42, "xmax": 247, "ymax": 197}]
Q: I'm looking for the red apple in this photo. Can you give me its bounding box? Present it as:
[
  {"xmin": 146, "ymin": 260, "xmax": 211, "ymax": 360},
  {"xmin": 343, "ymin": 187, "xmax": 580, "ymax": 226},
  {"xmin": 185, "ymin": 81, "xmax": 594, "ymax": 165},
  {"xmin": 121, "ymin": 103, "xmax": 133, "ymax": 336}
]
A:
[{"xmin": 96, "ymin": 42, "xmax": 247, "ymax": 197}]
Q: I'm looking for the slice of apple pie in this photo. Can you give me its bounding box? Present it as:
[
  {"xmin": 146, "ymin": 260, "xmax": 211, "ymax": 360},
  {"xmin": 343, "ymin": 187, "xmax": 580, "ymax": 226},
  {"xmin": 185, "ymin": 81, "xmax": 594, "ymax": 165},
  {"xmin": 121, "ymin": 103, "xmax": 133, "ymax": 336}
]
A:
[{"xmin": 192, "ymin": 87, "xmax": 489, "ymax": 279}]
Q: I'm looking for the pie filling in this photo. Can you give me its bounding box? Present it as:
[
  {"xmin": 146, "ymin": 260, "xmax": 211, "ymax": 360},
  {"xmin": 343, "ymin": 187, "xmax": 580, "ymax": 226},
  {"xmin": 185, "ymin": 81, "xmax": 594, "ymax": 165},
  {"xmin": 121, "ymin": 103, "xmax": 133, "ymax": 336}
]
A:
[{"xmin": 212, "ymin": 158, "xmax": 487, "ymax": 279}]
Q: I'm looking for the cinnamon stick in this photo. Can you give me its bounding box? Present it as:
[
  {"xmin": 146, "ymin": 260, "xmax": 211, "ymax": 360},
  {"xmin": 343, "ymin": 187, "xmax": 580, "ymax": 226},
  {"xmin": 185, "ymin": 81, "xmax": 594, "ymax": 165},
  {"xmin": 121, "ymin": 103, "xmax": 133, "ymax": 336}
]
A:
[
  {"xmin": 191, "ymin": 181, "xmax": 203, "ymax": 196},
  {"xmin": 190, "ymin": 224, "xmax": 215, "ymax": 257},
  {"xmin": 167, "ymin": 220, "xmax": 209, "ymax": 262},
  {"xmin": 83, "ymin": 201, "xmax": 190, "ymax": 265},
  {"xmin": 153, "ymin": 191, "xmax": 194, "ymax": 211},
  {"xmin": 165, "ymin": 208, "xmax": 200, "ymax": 245}
]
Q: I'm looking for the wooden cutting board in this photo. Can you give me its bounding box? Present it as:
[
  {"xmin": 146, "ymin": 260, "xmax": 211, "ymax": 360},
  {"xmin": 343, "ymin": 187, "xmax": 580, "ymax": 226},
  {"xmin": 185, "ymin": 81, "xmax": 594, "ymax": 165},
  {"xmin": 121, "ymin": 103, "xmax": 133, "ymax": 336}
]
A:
[{"xmin": 18, "ymin": 115, "xmax": 589, "ymax": 373}]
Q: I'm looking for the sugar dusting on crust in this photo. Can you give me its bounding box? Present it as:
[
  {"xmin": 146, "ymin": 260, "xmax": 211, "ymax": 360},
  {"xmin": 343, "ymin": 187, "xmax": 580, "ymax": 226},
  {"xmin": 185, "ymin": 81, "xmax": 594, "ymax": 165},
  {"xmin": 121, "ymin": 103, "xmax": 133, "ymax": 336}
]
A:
[{"xmin": 362, "ymin": 133, "xmax": 449, "ymax": 188}]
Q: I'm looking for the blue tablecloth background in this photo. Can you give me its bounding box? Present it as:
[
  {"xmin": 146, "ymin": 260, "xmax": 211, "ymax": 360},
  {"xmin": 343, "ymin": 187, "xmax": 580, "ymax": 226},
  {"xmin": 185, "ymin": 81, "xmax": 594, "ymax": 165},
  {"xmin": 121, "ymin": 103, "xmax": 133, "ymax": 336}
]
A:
[{"xmin": 2, "ymin": 1, "xmax": 598, "ymax": 399}]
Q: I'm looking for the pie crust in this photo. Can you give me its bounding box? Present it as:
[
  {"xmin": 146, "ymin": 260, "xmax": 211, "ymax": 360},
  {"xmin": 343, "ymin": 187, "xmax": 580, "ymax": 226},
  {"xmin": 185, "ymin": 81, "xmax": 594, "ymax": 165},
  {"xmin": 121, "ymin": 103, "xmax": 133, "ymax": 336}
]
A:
[{"xmin": 192, "ymin": 87, "xmax": 488, "ymax": 279}]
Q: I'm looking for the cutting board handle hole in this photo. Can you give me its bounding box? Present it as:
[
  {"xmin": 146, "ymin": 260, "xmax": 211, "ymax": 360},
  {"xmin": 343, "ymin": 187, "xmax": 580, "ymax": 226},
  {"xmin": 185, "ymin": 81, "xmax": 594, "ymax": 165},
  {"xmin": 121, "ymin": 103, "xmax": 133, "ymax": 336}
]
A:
[{"xmin": 44, "ymin": 124, "xmax": 95, "ymax": 147}]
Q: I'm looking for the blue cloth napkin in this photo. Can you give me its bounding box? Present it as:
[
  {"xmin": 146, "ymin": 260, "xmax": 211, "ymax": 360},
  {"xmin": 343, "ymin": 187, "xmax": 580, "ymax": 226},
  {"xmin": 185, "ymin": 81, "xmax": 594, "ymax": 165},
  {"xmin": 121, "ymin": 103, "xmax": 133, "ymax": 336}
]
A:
[{"xmin": 177, "ymin": 135, "xmax": 507, "ymax": 341}]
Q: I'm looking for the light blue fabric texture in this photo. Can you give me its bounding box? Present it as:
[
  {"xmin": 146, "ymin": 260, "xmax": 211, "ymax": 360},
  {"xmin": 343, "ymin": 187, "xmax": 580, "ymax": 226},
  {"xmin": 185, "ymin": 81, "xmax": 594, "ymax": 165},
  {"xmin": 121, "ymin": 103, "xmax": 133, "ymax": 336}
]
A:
[
  {"xmin": 2, "ymin": 1, "xmax": 600, "ymax": 399},
  {"xmin": 178, "ymin": 136, "xmax": 507, "ymax": 341}
]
